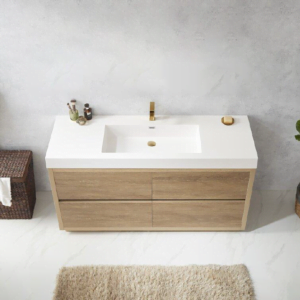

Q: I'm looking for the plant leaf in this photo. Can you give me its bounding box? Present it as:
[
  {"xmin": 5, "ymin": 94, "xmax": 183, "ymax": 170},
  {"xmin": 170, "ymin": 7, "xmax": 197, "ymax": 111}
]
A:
[
  {"xmin": 295, "ymin": 134, "xmax": 300, "ymax": 141},
  {"xmin": 296, "ymin": 120, "xmax": 300, "ymax": 133}
]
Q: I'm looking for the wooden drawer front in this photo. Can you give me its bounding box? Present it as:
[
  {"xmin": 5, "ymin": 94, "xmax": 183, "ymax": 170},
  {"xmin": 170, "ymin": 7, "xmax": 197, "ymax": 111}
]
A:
[
  {"xmin": 54, "ymin": 171, "xmax": 152, "ymax": 200},
  {"xmin": 153, "ymin": 200, "xmax": 244, "ymax": 228},
  {"xmin": 152, "ymin": 172, "xmax": 250, "ymax": 199},
  {"xmin": 60, "ymin": 201, "xmax": 152, "ymax": 228}
]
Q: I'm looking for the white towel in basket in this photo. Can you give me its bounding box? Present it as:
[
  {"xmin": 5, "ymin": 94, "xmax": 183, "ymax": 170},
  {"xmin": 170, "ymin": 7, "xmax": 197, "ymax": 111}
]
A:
[{"xmin": 0, "ymin": 178, "xmax": 12, "ymax": 206}]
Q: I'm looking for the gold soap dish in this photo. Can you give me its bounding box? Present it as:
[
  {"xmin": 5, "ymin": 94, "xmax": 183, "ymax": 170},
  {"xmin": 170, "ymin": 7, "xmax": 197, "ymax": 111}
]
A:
[
  {"xmin": 148, "ymin": 141, "xmax": 156, "ymax": 147},
  {"xmin": 221, "ymin": 116, "xmax": 234, "ymax": 126},
  {"xmin": 76, "ymin": 116, "xmax": 87, "ymax": 126}
]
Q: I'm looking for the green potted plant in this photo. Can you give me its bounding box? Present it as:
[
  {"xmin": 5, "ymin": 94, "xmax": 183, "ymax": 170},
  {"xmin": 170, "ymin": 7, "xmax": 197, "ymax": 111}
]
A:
[{"xmin": 295, "ymin": 120, "xmax": 300, "ymax": 217}]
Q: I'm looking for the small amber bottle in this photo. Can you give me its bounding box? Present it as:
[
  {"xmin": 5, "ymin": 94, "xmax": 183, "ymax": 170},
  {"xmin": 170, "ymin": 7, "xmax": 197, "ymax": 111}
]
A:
[
  {"xmin": 83, "ymin": 103, "xmax": 89, "ymax": 119},
  {"xmin": 84, "ymin": 103, "xmax": 92, "ymax": 120},
  {"xmin": 86, "ymin": 108, "xmax": 92, "ymax": 120}
]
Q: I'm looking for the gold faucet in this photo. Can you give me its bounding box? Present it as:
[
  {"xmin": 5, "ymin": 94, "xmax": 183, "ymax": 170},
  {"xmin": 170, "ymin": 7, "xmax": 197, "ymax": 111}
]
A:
[{"xmin": 149, "ymin": 102, "xmax": 155, "ymax": 121}]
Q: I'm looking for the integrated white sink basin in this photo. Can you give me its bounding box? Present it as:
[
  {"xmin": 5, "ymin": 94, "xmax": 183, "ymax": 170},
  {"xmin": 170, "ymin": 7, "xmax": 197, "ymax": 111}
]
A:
[
  {"xmin": 46, "ymin": 115, "xmax": 258, "ymax": 169},
  {"xmin": 102, "ymin": 125, "xmax": 201, "ymax": 154}
]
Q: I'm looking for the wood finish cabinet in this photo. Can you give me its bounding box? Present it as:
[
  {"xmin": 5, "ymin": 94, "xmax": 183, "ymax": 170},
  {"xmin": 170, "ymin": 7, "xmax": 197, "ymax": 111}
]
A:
[
  {"xmin": 55, "ymin": 170, "xmax": 152, "ymax": 200},
  {"xmin": 153, "ymin": 200, "xmax": 245, "ymax": 229},
  {"xmin": 60, "ymin": 201, "xmax": 152, "ymax": 229},
  {"xmin": 152, "ymin": 171, "xmax": 250, "ymax": 200},
  {"xmin": 48, "ymin": 169, "xmax": 255, "ymax": 231}
]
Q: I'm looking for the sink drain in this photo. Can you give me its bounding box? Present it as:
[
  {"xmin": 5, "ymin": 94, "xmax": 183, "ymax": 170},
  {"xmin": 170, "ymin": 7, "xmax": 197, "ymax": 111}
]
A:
[{"xmin": 148, "ymin": 141, "xmax": 156, "ymax": 147}]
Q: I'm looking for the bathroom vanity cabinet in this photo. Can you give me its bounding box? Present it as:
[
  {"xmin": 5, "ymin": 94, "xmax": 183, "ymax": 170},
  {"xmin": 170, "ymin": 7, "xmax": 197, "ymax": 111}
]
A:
[
  {"xmin": 48, "ymin": 168, "xmax": 255, "ymax": 231},
  {"xmin": 46, "ymin": 115, "xmax": 258, "ymax": 231}
]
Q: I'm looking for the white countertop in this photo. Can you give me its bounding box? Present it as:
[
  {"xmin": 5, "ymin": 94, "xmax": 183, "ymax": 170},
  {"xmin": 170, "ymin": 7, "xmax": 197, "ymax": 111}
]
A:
[{"xmin": 45, "ymin": 115, "xmax": 258, "ymax": 169}]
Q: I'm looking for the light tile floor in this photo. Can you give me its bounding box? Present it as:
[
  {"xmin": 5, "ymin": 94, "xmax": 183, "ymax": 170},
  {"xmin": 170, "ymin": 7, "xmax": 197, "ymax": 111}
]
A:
[{"xmin": 0, "ymin": 191, "xmax": 299, "ymax": 300}]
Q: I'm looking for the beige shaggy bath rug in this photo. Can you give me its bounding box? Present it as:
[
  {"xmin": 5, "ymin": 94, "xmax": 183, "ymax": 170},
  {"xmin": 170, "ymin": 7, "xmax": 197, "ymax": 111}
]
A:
[{"xmin": 53, "ymin": 265, "xmax": 255, "ymax": 300}]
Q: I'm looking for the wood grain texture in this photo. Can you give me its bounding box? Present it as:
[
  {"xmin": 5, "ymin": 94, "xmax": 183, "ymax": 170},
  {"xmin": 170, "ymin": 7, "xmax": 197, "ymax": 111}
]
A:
[
  {"xmin": 60, "ymin": 201, "xmax": 152, "ymax": 228},
  {"xmin": 54, "ymin": 171, "xmax": 152, "ymax": 199},
  {"xmin": 48, "ymin": 169, "xmax": 63, "ymax": 229},
  {"xmin": 64, "ymin": 227, "xmax": 242, "ymax": 232},
  {"xmin": 48, "ymin": 168, "xmax": 256, "ymax": 231},
  {"xmin": 53, "ymin": 169, "xmax": 255, "ymax": 173},
  {"xmin": 153, "ymin": 200, "xmax": 245, "ymax": 228},
  {"xmin": 152, "ymin": 172, "xmax": 250, "ymax": 199},
  {"xmin": 241, "ymin": 170, "xmax": 256, "ymax": 230}
]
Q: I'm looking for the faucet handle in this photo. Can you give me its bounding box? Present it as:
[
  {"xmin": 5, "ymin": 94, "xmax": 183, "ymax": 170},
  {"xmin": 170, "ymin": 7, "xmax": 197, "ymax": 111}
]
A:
[
  {"xmin": 149, "ymin": 102, "xmax": 155, "ymax": 121},
  {"xmin": 150, "ymin": 102, "xmax": 155, "ymax": 111}
]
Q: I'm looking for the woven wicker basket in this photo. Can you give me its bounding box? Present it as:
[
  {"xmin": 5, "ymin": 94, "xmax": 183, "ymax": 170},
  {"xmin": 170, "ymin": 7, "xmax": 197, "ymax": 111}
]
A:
[{"xmin": 0, "ymin": 150, "xmax": 36, "ymax": 219}]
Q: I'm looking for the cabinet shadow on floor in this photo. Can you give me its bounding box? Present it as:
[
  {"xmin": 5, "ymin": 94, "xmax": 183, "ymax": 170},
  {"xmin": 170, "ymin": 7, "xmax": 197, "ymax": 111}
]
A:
[
  {"xmin": 245, "ymin": 190, "xmax": 296, "ymax": 232},
  {"xmin": 33, "ymin": 192, "xmax": 57, "ymax": 219}
]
